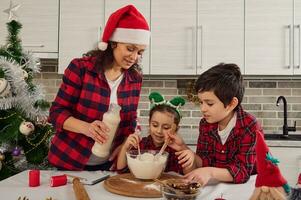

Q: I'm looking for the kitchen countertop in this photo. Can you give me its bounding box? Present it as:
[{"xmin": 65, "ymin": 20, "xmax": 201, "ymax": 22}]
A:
[
  {"xmin": 181, "ymin": 127, "xmax": 301, "ymax": 147},
  {"xmin": 0, "ymin": 170, "xmax": 257, "ymax": 200},
  {"xmin": 186, "ymin": 139, "xmax": 301, "ymax": 148},
  {"xmin": 265, "ymin": 140, "xmax": 301, "ymax": 147}
]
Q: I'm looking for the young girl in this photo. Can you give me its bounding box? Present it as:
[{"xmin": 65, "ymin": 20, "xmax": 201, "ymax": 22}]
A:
[{"xmin": 117, "ymin": 92, "xmax": 195, "ymax": 175}]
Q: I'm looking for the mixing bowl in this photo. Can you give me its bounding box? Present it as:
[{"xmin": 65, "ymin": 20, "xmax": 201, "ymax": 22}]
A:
[{"xmin": 126, "ymin": 149, "xmax": 168, "ymax": 180}]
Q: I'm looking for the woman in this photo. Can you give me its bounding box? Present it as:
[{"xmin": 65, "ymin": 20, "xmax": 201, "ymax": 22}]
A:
[{"xmin": 48, "ymin": 5, "xmax": 150, "ymax": 171}]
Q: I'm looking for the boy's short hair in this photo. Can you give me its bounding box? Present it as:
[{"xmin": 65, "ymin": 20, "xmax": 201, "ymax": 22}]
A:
[{"xmin": 194, "ymin": 63, "xmax": 244, "ymax": 109}]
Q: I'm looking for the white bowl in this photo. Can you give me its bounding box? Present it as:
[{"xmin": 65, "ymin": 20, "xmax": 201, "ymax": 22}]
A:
[{"xmin": 126, "ymin": 149, "xmax": 168, "ymax": 180}]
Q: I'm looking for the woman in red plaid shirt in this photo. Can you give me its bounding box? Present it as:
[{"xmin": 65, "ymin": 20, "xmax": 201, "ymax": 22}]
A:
[
  {"xmin": 170, "ymin": 63, "xmax": 262, "ymax": 186},
  {"xmin": 48, "ymin": 5, "xmax": 151, "ymax": 171},
  {"xmin": 116, "ymin": 92, "xmax": 195, "ymax": 175}
]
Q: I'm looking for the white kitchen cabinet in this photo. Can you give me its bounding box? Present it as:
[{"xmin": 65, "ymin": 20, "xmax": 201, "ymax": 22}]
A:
[
  {"xmin": 150, "ymin": 0, "xmax": 197, "ymax": 75},
  {"xmin": 294, "ymin": 1, "xmax": 301, "ymax": 75},
  {"xmin": 104, "ymin": 0, "xmax": 150, "ymax": 75},
  {"xmin": 197, "ymin": 0, "xmax": 244, "ymax": 74},
  {"xmin": 270, "ymin": 147, "xmax": 301, "ymax": 186},
  {"xmin": 245, "ymin": 0, "xmax": 296, "ymax": 75},
  {"xmin": 151, "ymin": 0, "xmax": 243, "ymax": 75},
  {"xmin": 58, "ymin": 0, "xmax": 105, "ymax": 74},
  {"xmin": 0, "ymin": 0, "xmax": 59, "ymax": 56}
]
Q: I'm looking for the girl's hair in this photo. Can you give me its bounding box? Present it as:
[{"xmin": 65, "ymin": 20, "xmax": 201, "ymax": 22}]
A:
[
  {"xmin": 84, "ymin": 41, "xmax": 142, "ymax": 77},
  {"xmin": 149, "ymin": 104, "xmax": 181, "ymax": 127}
]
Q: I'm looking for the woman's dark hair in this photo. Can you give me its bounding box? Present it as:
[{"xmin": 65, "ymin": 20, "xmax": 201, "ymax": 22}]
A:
[
  {"xmin": 149, "ymin": 104, "xmax": 181, "ymax": 127},
  {"xmin": 84, "ymin": 41, "xmax": 142, "ymax": 76},
  {"xmin": 194, "ymin": 63, "xmax": 244, "ymax": 110}
]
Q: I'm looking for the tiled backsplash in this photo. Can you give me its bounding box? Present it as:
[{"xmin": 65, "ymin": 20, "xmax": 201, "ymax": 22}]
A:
[{"xmin": 34, "ymin": 59, "xmax": 301, "ymax": 144}]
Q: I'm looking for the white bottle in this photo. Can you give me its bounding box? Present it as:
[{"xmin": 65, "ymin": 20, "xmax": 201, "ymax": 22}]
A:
[{"xmin": 91, "ymin": 104, "xmax": 121, "ymax": 158}]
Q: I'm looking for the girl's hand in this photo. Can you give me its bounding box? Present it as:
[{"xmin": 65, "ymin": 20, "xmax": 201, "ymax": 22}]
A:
[
  {"xmin": 184, "ymin": 167, "xmax": 213, "ymax": 187},
  {"xmin": 84, "ymin": 120, "xmax": 109, "ymax": 144},
  {"xmin": 176, "ymin": 149, "xmax": 195, "ymax": 169},
  {"xmin": 123, "ymin": 132, "xmax": 141, "ymax": 151},
  {"xmin": 167, "ymin": 131, "xmax": 187, "ymax": 151}
]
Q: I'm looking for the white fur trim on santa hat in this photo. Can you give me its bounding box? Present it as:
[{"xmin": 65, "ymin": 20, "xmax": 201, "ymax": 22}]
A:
[
  {"xmin": 110, "ymin": 28, "xmax": 150, "ymax": 45},
  {"xmin": 98, "ymin": 42, "xmax": 108, "ymax": 51}
]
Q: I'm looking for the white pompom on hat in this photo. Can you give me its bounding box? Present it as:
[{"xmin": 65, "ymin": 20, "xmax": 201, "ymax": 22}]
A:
[{"xmin": 98, "ymin": 5, "xmax": 150, "ymax": 51}]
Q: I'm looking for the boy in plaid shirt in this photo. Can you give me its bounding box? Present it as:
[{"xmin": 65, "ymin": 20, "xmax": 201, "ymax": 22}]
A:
[{"xmin": 170, "ymin": 63, "xmax": 262, "ymax": 185}]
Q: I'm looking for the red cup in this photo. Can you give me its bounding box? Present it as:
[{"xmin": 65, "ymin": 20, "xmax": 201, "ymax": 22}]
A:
[
  {"xmin": 50, "ymin": 175, "xmax": 67, "ymax": 187},
  {"xmin": 29, "ymin": 170, "xmax": 40, "ymax": 187}
]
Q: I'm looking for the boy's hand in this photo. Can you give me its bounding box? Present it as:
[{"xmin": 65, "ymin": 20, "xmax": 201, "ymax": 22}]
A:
[
  {"xmin": 167, "ymin": 131, "xmax": 187, "ymax": 151},
  {"xmin": 176, "ymin": 149, "xmax": 195, "ymax": 169},
  {"xmin": 184, "ymin": 167, "xmax": 213, "ymax": 187},
  {"xmin": 123, "ymin": 132, "xmax": 140, "ymax": 151}
]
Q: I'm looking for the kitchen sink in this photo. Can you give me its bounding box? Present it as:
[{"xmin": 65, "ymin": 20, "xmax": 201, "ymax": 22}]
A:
[{"xmin": 264, "ymin": 134, "xmax": 301, "ymax": 141}]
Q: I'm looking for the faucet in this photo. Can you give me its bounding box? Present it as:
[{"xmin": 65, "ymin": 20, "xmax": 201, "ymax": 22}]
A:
[{"xmin": 276, "ymin": 96, "xmax": 296, "ymax": 137}]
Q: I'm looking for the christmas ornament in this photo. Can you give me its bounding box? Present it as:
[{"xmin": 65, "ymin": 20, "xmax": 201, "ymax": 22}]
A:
[
  {"xmin": 14, "ymin": 156, "xmax": 27, "ymax": 170},
  {"xmin": 0, "ymin": 78, "xmax": 11, "ymax": 97},
  {"xmin": 3, "ymin": 0, "xmax": 21, "ymax": 21},
  {"xmin": 36, "ymin": 115, "xmax": 48, "ymax": 125},
  {"xmin": 12, "ymin": 146, "xmax": 21, "ymax": 156},
  {"xmin": 0, "ymin": 153, "xmax": 5, "ymax": 161},
  {"xmin": 249, "ymin": 132, "xmax": 289, "ymax": 200},
  {"xmin": 19, "ymin": 121, "xmax": 35, "ymax": 135},
  {"xmin": 0, "ymin": 143, "xmax": 9, "ymax": 153},
  {"xmin": 22, "ymin": 69, "xmax": 28, "ymax": 80}
]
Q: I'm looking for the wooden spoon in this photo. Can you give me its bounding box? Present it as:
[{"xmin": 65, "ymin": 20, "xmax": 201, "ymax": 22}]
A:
[
  {"xmin": 155, "ymin": 139, "xmax": 169, "ymax": 160},
  {"xmin": 135, "ymin": 125, "xmax": 141, "ymax": 159}
]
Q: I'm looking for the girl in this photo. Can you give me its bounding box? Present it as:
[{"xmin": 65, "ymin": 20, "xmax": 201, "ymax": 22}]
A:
[
  {"xmin": 48, "ymin": 5, "xmax": 150, "ymax": 171},
  {"xmin": 117, "ymin": 92, "xmax": 195, "ymax": 174}
]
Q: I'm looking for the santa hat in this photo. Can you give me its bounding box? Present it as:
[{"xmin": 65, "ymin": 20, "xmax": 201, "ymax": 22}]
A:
[
  {"xmin": 255, "ymin": 131, "xmax": 290, "ymax": 193},
  {"xmin": 98, "ymin": 5, "xmax": 150, "ymax": 51}
]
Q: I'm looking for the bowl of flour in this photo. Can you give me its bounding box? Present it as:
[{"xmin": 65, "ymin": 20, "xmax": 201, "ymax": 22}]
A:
[{"xmin": 126, "ymin": 150, "xmax": 169, "ymax": 180}]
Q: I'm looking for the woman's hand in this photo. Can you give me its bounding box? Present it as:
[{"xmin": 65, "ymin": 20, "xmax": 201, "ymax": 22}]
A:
[
  {"xmin": 84, "ymin": 120, "xmax": 109, "ymax": 144},
  {"xmin": 176, "ymin": 149, "xmax": 195, "ymax": 170},
  {"xmin": 184, "ymin": 167, "xmax": 213, "ymax": 187}
]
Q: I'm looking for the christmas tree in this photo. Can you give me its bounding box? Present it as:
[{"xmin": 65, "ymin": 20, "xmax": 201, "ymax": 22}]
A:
[{"xmin": 0, "ymin": 2, "xmax": 53, "ymax": 180}]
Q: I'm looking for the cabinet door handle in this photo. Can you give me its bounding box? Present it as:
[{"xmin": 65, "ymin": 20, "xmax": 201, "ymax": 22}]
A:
[
  {"xmin": 23, "ymin": 45, "xmax": 45, "ymax": 48},
  {"xmin": 295, "ymin": 24, "xmax": 300, "ymax": 69},
  {"xmin": 286, "ymin": 25, "xmax": 292, "ymax": 69},
  {"xmin": 197, "ymin": 25, "xmax": 203, "ymax": 69}
]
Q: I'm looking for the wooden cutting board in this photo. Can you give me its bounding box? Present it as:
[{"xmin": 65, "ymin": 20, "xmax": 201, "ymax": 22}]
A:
[{"xmin": 103, "ymin": 173, "xmax": 180, "ymax": 198}]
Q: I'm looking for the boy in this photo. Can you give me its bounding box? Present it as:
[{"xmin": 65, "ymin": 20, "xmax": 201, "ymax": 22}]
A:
[{"xmin": 172, "ymin": 63, "xmax": 262, "ymax": 186}]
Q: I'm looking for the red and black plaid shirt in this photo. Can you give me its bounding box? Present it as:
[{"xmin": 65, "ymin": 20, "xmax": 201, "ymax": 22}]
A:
[
  {"xmin": 48, "ymin": 56, "xmax": 142, "ymax": 170},
  {"xmin": 139, "ymin": 135, "xmax": 184, "ymax": 174},
  {"xmin": 196, "ymin": 106, "xmax": 261, "ymax": 183}
]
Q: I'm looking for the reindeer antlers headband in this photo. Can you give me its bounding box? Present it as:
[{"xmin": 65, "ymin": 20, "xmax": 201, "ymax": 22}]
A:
[{"xmin": 148, "ymin": 92, "xmax": 186, "ymax": 118}]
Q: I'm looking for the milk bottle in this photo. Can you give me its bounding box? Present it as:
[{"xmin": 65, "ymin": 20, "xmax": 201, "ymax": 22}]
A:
[{"xmin": 91, "ymin": 104, "xmax": 121, "ymax": 157}]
